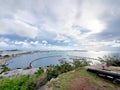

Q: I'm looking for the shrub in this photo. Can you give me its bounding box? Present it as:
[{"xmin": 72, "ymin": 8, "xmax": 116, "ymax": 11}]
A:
[
  {"xmin": 72, "ymin": 59, "xmax": 90, "ymax": 68},
  {"xmin": 0, "ymin": 75, "xmax": 34, "ymax": 90},
  {"xmin": 1, "ymin": 65, "xmax": 10, "ymax": 73},
  {"xmin": 98, "ymin": 55, "xmax": 120, "ymax": 67},
  {"xmin": 35, "ymin": 67, "xmax": 44, "ymax": 77},
  {"xmin": 47, "ymin": 63, "xmax": 74, "ymax": 81}
]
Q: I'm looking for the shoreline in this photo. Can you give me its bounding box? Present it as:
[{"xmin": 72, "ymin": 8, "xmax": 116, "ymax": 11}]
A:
[{"xmin": 0, "ymin": 51, "xmax": 42, "ymax": 66}]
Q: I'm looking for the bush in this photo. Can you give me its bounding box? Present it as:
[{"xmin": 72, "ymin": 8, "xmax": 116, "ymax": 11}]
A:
[
  {"xmin": 35, "ymin": 67, "xmax": 44, "ymax": 77},
  {"xmin": 98, "ymin": 55, "xmax": 120, "ymax": 67},
  {"xmin": 0, "ymin": 75, "xmax": 34, "ymax": 90},
  {"xmin": 1, "ymin": 65, "xmax": 10, "ymax": 73},
  {"xmin": 47, "ymin": 63, "xmax": 74, "ymax": 81},
  {"xmin": 72, "ymin": 59, "xmax": 90, "ymax": 68}
]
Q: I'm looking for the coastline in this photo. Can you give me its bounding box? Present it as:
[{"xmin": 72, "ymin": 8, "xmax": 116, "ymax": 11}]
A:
[{"xmin": 0, "ymin": 51, "xmax": 42, "ymax": 66}]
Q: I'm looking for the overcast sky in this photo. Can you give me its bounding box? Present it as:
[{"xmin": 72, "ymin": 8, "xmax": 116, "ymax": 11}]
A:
[{"xmin": 0, "ymin": 0, "xmax": 120, "ymax": 51}]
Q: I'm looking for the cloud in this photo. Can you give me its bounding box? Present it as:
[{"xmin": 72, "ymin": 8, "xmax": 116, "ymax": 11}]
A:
[
  {"xmin": 0, "ymin": 18, "xmax": 40, "ymax": 38},
  {"xmin": 0, "ymin": 0, "xmax": 120, "ymax": 51},
  {"xmin": 0, "ymin": 42, "xmax": 8, "ymax": 47},
  {"xmin": 76, "ymin": 0, "xmax": 106, "ymax": 33}
]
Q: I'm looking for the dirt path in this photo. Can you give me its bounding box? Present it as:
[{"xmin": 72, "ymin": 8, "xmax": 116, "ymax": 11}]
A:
[
  {"xmin": 67, "ymin": 77, "xmax": 119, "ymax": 90},
  {"xmin": 68, "ymin": 78, "xmax": 109, "ymax": 90}
]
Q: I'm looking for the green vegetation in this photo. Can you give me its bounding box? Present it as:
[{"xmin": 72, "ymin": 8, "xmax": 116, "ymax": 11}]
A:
[
  {"xmin": 0, "ymin": 65, "xmax": 10, "ymax": 74},
  {"xmin": 47, "ymin": 63, "xmax": 74, "ymax": 81},
  {"xmin": 47, "ymin": 59, "xmax": 89, "ymax": 81},
  {"xmin": 98, "ymin": 55, "xmax": 120, "ymax": 66},
  {"xmin": 72, "ymin": 59, "xmax": 90, "ymax": 68},
  {"xmin": 0, "ymin": 75, "xmax": 34, "ymax": 90},
  {"xmin": 35, "ymin": 67, "xmax": 44, "ymax": 77},
  {"xmin": 0, "ymin": 67, "xmax": 45, "ymax": 90}
]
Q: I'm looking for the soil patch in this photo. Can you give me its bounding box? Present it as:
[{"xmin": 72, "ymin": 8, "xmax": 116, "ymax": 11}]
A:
[{"xmin": 67, "ymin": 77, "xmax": 110, "ymax": 90}]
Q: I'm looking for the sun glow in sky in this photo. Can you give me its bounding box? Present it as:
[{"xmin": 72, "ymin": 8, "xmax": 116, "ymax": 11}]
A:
[{"xmin": 0, "ymin": 0, "xmax": 120, "ymax": 51}]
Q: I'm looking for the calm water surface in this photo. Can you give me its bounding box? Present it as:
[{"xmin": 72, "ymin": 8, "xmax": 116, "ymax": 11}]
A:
[{"xmin": 5, "ymin": 51, "xmax": 120, "ymax": 69}]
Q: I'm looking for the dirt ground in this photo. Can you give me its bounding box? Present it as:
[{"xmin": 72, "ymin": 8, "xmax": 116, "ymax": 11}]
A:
[{"xmin": 67, "ymin": 77, "xmax": 120, "ymax": 90}]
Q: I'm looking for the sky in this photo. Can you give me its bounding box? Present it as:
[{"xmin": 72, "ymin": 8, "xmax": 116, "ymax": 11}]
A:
[{"xmin": 0, "ymin": 0, "xmax": 120, "ymax": 51}]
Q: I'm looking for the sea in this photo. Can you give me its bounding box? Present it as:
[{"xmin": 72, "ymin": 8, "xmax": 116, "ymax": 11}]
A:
[{"xmin": 0, "ymin": 50, "xmax": 120, "ymax": 70}]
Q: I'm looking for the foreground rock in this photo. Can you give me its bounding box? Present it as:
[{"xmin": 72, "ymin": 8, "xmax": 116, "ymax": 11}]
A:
[{"xmin": 0, "ymin": 68, "xmax": 39, "ymax": 79}]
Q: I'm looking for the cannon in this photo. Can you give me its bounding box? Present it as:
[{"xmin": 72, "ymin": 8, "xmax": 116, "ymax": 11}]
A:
[{"xmin": 87, "ymin": 68, "xmax": 120, "ymax": 83}]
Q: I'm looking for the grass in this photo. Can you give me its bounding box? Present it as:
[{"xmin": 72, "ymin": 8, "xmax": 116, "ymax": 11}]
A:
[{"xmin": 47, "ymin": 67, "xmax": 120, "ymax": 90}]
